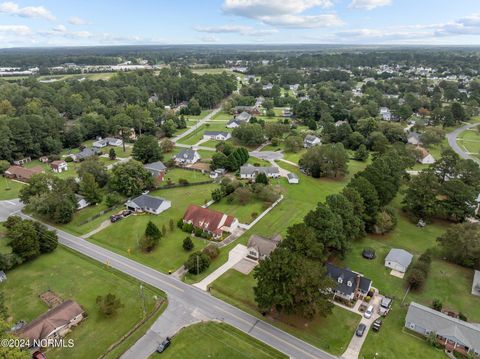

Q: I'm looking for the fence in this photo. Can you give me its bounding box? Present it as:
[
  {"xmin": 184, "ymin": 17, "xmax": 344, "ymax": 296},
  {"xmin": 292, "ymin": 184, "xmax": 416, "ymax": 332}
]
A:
[
  {"xmin": 159, "ymin": 180, "xmax": 213, "ymax": 190},
  {"xmin": 78, "ymin": 206, "xmax": 117, "ymax": 226}
]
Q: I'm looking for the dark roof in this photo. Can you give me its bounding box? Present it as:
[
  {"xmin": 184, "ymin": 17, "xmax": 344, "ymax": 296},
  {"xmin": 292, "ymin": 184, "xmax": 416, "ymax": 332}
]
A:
[
  {"xmin": 204, "ymin": 131, "xmax": 230, "ymax": 137},
  {"xmin": 75, "ymin": 147, "xmax": 98, "ymax": 160},
  {"xmin": 326, "ymin": 263, "xmax": 357, "ymax": 296},
  {"xmin": 247, "ymin": 234, "xmax": 281, "ymax": 257},
  {"xmin": 175, "ymin": 148, "xmax": 198, "ymax": 161},
  {"xmin": 144, "ymin": 161, "xmax": 167, "ymax": 172},
  {"xmin": 128, "ymin": 194, "xmax": 168, "ymax": 211}
]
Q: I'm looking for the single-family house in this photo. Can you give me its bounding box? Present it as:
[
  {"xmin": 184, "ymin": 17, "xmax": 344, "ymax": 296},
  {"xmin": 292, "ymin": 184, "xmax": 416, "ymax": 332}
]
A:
[
  {"xmin": 326, "ymin": 263, "xmax": 372, "ymax": 301},
  {"xmin": 232, "ymin": 106, "xmax": 259, "ymax": 115},
  {"xmin": 210, "ymin": 168, "xmax": 226, "ymax": 179},
  {"xmin": 125, "ymin": 194, "xmax": 171, "ymax": 215},
  {"xmin": 227, "ymin": 111, "xmax": 252, "ymax": 128},
  {"xmin": 240, "ymin": 165, "xmax": 280, "ymax": 180},
  {"xmin": 385, "ymin": 248, "xmax": 413, "ymax": 273},
  {"xmin": 70, "ymin": 148, "xmax": 99, "ymax": 162},
  {"xmin": 75, "ymin": 194, "xmax": 90, "ymax": 210},
  {"xmin": 39, "ymin": 156, "xmax": 49, "ymax": 163},
  {"xmin": 262, "ymin": 83, "xmax": 273, "ymax": 91},
  {"xmin": 174, "ymin": 148, "xmax": 200, "ymax": 165},
  {"xmin": 247, "ymin": 234, "xmax": 281, "ymax": 261},
  {"xmin": 93, "ymin": 137, "xmax": 123, "ymax": 149},
  {"xmin": 405, "ymin": 302, "xmax": 480, "ymax": 357},
  {"xmin": 407, "ymin": 131, "xmax": 421, "ymax": 145},
  {"xmin": 416, "ymin": 146, "xmax": 436, "ymax": 165},
  {"xmin": 50, "ymin": 160, "xmax": 68, "ymax": 173},
  {"xmin": 182, "ymin": 204, "xmax": 238, "ymax": 239},
  {"xmin": 380, "ymin": 107, "xmax": 393, "ymax": 121},
  {"xmin": 4, "ymin": 166, "xmax": 44, "ymax": 182},
  {"xmin": 144, "ymin": 161, "xmax": 167, "ymax": 181},
  {"xmin": 203, "ymin": 131, "xmax": 231, "ymax": 141},
  {"xmin": 304, "ymin": 135, "xmax": 321, "ymax": 148},
  {"xmin": 13, "ymin": 157, "xmax": 31, "ymax": 166},
  {"xmin": 18, "ymin": 300, "xmax": 85, "ymax": 344},
  {"xmin": 287, "ymin": 173, "xmax": 299, "ymax": 184},
  {"xmin": 282, "ymin": 108, "xmax": 293, "ymax": 117}
]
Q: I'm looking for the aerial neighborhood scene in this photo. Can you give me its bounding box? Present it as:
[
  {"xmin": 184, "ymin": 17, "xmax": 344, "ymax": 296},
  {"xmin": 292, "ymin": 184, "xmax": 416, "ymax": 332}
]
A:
[{"xmin": 1, "ymin": 1, "xmax": 480, "ymax": 359}]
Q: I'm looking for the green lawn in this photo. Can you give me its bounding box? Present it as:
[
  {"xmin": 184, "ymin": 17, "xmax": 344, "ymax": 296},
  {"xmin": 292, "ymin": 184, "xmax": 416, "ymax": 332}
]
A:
[
  {"xmin": 177, "ymin": 126, "xmax": 206, "ymax": 146},
  {"xmin": 210, "ymin": 269, "xmax": 359, "ymax": 356},
  {"xmin": 456, "ymin": 127, "xmax": 480, "ymax": 159},
  {"xmin": 209, "ymin": 197, "xmax": 266, "ymax": 224},
  {"xmin": 1, "ymin": 246, "xmax": 165, "ymax": 359},
  {"xmin": 151, "ymin": 322, "xmax": 287, "ymax": 359},
  {"xmin": 162, "ymin": 168, "xmax": 210, "ymax": 184},
  {"xmin": 212, "ymin": 111, "xmax": 232, "ymax": 122},
  {"xmin": 204, "ymin": 121, "xmax": 231, "ymax": 132},
  {"xmin": 0, "ymin": 178, "xmax": 25, "ymax": 200},
  {"xmin": 89, "ymin": 184, "xmax": 217, "ymax": 273}
]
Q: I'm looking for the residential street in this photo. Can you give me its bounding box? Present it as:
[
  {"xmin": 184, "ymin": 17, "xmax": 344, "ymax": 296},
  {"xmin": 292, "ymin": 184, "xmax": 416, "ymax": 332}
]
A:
[
  {"xmin": 0, "ymin": 200, "xmax": 337, "ymax": 359},
  {"xmin": 447, "ymin": 122, "xmax": 480, "ymax": 163},
  {"xmin": 173, "ymin": 107, "xmax": 223, "ymax": 143}
]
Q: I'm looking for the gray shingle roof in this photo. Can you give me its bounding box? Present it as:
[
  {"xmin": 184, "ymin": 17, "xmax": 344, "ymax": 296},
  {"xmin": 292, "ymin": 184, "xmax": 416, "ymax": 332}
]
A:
[
  {"xmin": 175, "ymin": 148, "xmax": 198, "ymax": 161},
  {"xmin": 204, "ymin": 131, "xmax": 230, "ymax": 137},
  {"xmin": 129, "ymin": 194, "xmax": 167, "ymax": 211},
  {"xmin": 240, "ymin": 165, "xmax": 279, "ymax": 175},
  {"xmin": 235, "ymin": 111, "xmax": 252, "ymax": 122},
  {"xmin": 144, "ymin": 161, "xmax": 167, "ymax": 172},
  {"xmin": 247, "ymin": 234, "xmax": 281, "ymax": 257},
  {"xmin": 385, "ymin": 248, "xmax": 413, "ymax": 268},
  {"xmin": 406, "ymin": 302, "xmax": 480, "ymax": 351},
  {"xmin": 287, "ymin": 173, "xmax": 298, "ymax": 180}
]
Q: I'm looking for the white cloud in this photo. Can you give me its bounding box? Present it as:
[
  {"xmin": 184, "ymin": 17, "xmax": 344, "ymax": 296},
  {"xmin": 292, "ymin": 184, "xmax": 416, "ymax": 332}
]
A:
[
  {"xmin": 0, "ymin": 24, "xmax": 30, "ymax": 35},
  {"xmin": 194, "ymin": 24, "xmax": 277, "ymax": 36},
  {"xmin": 200, "ymin": 35, "xmax": 220, "ymax": 43},
  {"xmin": 221, "ymin": 0, "xmax": 340, "ymax": 29},
  {"xmin": 349, "ymin": 0, "xmax": 392, "ymax": 10},
  {"xmin": 40, "ymin": 24, "xmax": 92, "ymax": 39},
  {"xmin": 0, "ymin": 1, "xmax": 55, "ymax": 20},
  {"xmin": 68, "ymin": 16, "xmax": 88, "ymax": 25}
]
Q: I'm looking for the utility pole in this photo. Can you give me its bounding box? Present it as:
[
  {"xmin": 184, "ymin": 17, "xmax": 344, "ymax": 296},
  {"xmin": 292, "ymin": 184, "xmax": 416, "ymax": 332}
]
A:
[
  {"xmin": 140, "ymin": 284, "xmax": 146, "ymax": 317},
  {"xmin": 197, "ymin": 254, "xmax": 200, "ymax": 276}
]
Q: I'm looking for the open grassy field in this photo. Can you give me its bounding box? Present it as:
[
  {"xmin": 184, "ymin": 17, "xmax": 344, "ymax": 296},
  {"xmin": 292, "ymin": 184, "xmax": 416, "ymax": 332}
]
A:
[
  {"xmin": 190, "ymin": 68, "xmax": 234, "ymax": 75},
  {"xmin": 177, "ymin": 126, "xmax": 206, "ymax": 145},
  {"xmin": 0, "ymin": 178, "xmax": 26, "ymax": 200},
  {"xmin": 0, "ymin": 246, "xmax": 165, "ymax": 359},
  {"xmin": 209, "ymin": 197, "xmax": 266, "ymax": 224},
  {"xmin": 151, "ymin": 321, "xmax": 287, "ymax": 359},
  {"xmin": 456, "ymin": 127, "xmax": 480, "ymax": 159},
  {"xmin": 210, "ymin": 269, "xmax": 359, "ymax": 356},
  {"xmin": 162, "ymin": 168, "xmax": 210, "ymax": 184},
  {"xmin": 89, "ymin": 184, "xmax": 217, "ymax": 273},
  {"xmin": 212, "ymin": 111, "xmax": 232, "ymax": 122}
]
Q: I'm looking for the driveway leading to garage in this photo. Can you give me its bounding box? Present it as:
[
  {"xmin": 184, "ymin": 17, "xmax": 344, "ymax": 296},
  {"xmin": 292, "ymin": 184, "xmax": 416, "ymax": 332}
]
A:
[{"xmin": 193, "ymin": 244, "xmax": 248, "ymax": 291}]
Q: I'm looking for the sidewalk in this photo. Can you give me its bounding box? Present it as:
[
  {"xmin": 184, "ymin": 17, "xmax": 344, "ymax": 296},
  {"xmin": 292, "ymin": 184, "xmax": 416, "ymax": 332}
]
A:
[{"xmin": 193, "ymin": 244, "xmax": 248, "ymax": 291}]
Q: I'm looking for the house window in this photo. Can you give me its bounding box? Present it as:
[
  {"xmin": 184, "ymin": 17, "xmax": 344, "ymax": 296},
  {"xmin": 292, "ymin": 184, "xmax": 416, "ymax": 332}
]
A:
[{"xmin": 338, "ymin": 277, "xmax": 343, "ymax": 284}]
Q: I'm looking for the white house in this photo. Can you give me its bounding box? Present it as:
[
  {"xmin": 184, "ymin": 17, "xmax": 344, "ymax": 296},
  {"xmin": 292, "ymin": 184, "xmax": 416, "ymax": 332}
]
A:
[
  {"xmin": 125, "ymin": 194, "xmax": 171, "ymax": 215},
  {"xmin": 227, "ymin": 111, "xmax": 251, "ymax": 129},
  {"xmin": 385, "ymin": 248, "xmax": 413, "ymax": 273},
  {"xmin": 75, "ymin": 194, "xmax": 90, "ymax": 210},
  {"xmin": 203, "ymin": 131, "xmax": 231, "ymax": 141},
  {"xmin": 304, "ymin": 135, "xmax": 321, "ymax": 148},
  {"xmin": 93, "ymin": 137, "xmax": 123, "ymax": 149},
  {"xmin": 287, "ymin": 173, "xmax": 299, "ymax": 184},
  {"xmin": 380, "ymin": 107, "xmax": 393, "ymax": 121},
  {"xmin": 50, "ymin": 160, "xmax": 68, "ymax": 173},
  {"xmin": 174, "ymin": 148, "xmax": 200, "ymax": 165},
  {"xmin": 240, "ymin": 165, "xmax": 280, "ymax": 180},
  {"xmin": 416, "ymin": 146, "xmax": 436, "ymax": 165}
]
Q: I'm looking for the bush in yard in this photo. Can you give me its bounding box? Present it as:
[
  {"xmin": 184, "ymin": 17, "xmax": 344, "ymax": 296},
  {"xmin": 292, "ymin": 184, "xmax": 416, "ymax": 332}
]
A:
[
  {"xmin": 169, "ymin": 219, "xmax": 175, "ymax": 232},
  {"xmin": 177, "ymin": 218, "xmax": 184, "ymax": 229},
  {"xmin": 251, "ymin": 212, "xmax": 258, "ymax": 220},
  {"xmin": 182, "ymin": 222, "xmax": 194, "ymax": 233},
  {"xmin": 109, "ymin": 148, "xmax": 116, "ymax": 160},
  {"xmin": 0, "ymin": 160, "xmax": 9, "ymax": 175},
  {"xmin": 185, "ymin": 252, "xmax": 210, "ymax": 274},
  {"xmin": 459, "ymin": 312, "xmax": 468, "ymax": 321},
  {"xmin": 432, "ymin": 299, "xmax": 443, "ymax": 311},
  {"xmin": 211, "ymin": 188, "xmax": 225, "ymax": 202},
  {"xmin": 255, "ymin": 172, "xmax": 269, "ymax": 185},
  {"xmin": 194, "ymin": 227, "xmax": 204, "ymax": 237},
  {"xmin": 426, "ymin": 331, "xmax": 440, "ymax": 348},
  {"xmin": 202, "ymin": 244, "xmax": 219, "ymax": 260},
  {"xmin": 139, "ymin": 235, "xmax": 157, "ymax": 252},
  {"xmin": 96, "ymin": 293, "xmax": 124, "ymax": 317},
  {"xmin": 178, "ymin": 178, "xmax": 189, "ymax": 185},
  {"xmin": 145, "ymin": 221, "xmax": 161, "ymax": 240},
  {"xmin": 162, "ymin": 224, "xmax": 167, "ymax": 236},
  {"xmin": 183, "ymin": 237, "xmax": 194, "ymax": 251},
  {"xmin": 105, "ymin": 192, "xmax": 122, "ymax": 207},
  {"xmin": 406, "ymin": 268, "xmax": 426, "ymax": 290}
]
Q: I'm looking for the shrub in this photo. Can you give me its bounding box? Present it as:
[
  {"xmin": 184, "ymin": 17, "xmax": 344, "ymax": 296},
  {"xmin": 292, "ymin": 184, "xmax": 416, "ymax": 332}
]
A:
[
  {"xmin": 184, "ymin": 252, "xmax": 210, "ymax": 274},
  {"xmin": 202, "ymin": 244, "xmax": 219, "ymax": 260},
  {"xmin": 145, "ymin": 221, "xmax": 161, "ymax": 240},
  {"xmin": 96, "ymin": 293, "xmax": 124, "ymax": 317},
  {"xmin": 183, "ymin": 237, "xmax": 194, "ymax": 251},
  {"xmin": 65, "ymin": 156, "xmax": 73, "ymax": 163},
  {"xmin": 406, "ymin": 268, "xmax": 426, "ymax": 290},
  {"xmin": 105, "ymin": 192, "xmax": 122, "ymax": 207},
  {"xmin": 178, "ymin": 178, "xmax": 189, "ymax": 185},
  {"xmin": 459, "ymin": 312, "xmax": 468, "ymax": 321},
  {"xmin": 432, "ymin": 299, "xmax": 443, "ymax": 311}
]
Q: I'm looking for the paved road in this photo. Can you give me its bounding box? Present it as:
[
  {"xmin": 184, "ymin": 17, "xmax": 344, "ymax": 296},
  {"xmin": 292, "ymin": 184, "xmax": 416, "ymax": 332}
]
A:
[
  {"xmin": 0, "ymin": 201, "xmax": 336, "ymax": 359},
  {"xmin": 447, "ymin": 122, "xmax": 480, "ymax": 163},
  {"xmin": 173, "ymin": 107, "xmax": 223, "ymax": 143}
]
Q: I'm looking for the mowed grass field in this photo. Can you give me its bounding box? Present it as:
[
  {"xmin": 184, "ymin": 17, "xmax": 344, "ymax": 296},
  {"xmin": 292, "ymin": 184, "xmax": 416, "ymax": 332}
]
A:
[
  {"xmin": 210, "ymin": 269, "xmax": 359, "ymax": 356},
  {"xmin": 89, "ymin": 183, "xmax": 217, "ymax": 273},
  {"xmin": 0, "ymin": 246, "xmax": 165, "ymax": 359},
  {"xmin": 457, "ymin": 127, "xmax": 480, "ymax": 159},
  {"xmin": 0, "ymin": 178, "xmax": 26, "ymax": 200},
  {"xmin": 151, "ymin": 322, "xmax": 287, "ymax": 359}
]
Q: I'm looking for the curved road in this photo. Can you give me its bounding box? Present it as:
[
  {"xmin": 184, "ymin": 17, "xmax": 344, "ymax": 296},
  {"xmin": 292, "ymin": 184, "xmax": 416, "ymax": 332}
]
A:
[
  {"xmin": 447, "ymin": 122, "xmax": 480, "ymax": 163},
  {"xmin": 0, "ymin": 201, "xmax": 336, "ymax": 359}
]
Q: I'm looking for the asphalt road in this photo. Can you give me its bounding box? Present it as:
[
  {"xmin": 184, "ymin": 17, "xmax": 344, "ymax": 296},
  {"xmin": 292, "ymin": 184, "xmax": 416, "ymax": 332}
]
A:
[
  {"xmin": 0, "ymin": 201, "xmax": 336, "ymax": 359},
  {"xmin": 447, "ymin": 122, "xmax": 480, "ymax": 163},
  {"xmin": 173, "ymin": 107, "xmax": 222, "ymax": 143}
]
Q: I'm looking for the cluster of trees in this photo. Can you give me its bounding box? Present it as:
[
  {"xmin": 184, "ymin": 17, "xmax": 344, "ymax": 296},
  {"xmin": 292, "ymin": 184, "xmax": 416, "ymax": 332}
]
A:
[
  {"xmin": 132, "ymin": 135, "xmax": 163, "ymax": 164},
  {"xmin": 403, "ymin": 149, "xmax": 480, "ymax": 222},
  {"xmin": 0, "ymin": 216, "xmax": 58, "ymax": 271},
  {"xmin": 0, "ymin": 68, "xmax": 235, "ymax": 161},
  {"xmin": 139, "ymin": 221, "xmax": 163, "ymax": 252},
  {"xmin": 437, "ymin": 223, "xmax": 480, "ymax": 270},
  {"xmin": 232, "ymin": 123, "xmax": 265, "ymax": 146},
  {"xmin": 300, "ymin": 143, "xmax": 349, "ymax": 178},
  {"xmin": 184, "ymin": 244, "xmax": 219, "ymax": 274},
  {"xmin": 211, "ymin": 142, "xmax": 249, "ymax": 171},
  {"xmin": 406, "ymin": 251, "xmax": 433, "ymax": 290},
  {"xmin": 211, "ymin": 177, "xmax": 280, "ymax": 206}
]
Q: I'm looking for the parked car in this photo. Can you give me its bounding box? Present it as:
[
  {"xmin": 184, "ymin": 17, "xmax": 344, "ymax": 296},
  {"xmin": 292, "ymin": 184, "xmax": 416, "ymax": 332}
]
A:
[
  {"xmin": 156, "ymin": 337, "xmax": 171, "ymax": 353},
  {"xmin": 364, "ymin": 305, "xmax": 374, "ymax": 319},
  {"xmin": 362, "ymin": 247, "xmax": 376, "ymax": 260},
  {"xmin": 372, "ymin": 318, "xmax": 382, "ymax": 332},
  {"xmin": 379, "ymin": 296, "xmax": 393, "ymax": 316},
  {"xmin": 121, "ymin": 210, "xmax": 133, "ymax": 217},
  {"xmin": 356, "ymin": 323, "xmax": 367, "ymax": 337},
  {"xmin": 110, "ymin": 214, "xmax": 122, "ymax": 223}
]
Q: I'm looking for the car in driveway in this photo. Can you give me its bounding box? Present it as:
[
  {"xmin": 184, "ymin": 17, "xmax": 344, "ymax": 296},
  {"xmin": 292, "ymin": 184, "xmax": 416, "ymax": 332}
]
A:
[
  {"xmin": 356, "ymin": 323, "xmax": 367, "ymax": 337},
  {"xmin": 156, "ymin": 337, "xmax": 171, "ymax": 353},
  {"xmin": 372, "ymin": 318, "xmax": 382, "ymax": 332},
  {"xmin": 364, "ymin": 305, "xmax": 374, "ymax": 319},
  {"xmin": 110, "ymin": 214, "xmax": 123, "ymax": 223}
]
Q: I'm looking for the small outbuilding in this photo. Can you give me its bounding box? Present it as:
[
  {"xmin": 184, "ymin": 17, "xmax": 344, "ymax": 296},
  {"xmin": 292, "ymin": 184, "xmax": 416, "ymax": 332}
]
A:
[
  {"xmin": 385, "ymin": 248, "xmax": 413, "ymax": 273},
  {"xmin": 287, "ymin": 173, "xmax": 299, "ymax": 184}
]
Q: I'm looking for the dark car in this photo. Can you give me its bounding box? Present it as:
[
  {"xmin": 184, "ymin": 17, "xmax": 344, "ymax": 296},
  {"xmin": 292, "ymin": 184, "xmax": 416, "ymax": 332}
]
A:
[
  {"xmin": 362, "ymin": 248, "xmax": 376, "ymax": 260},
  {"xmin": 121, "ymin": 210, "xmax": 133, "ymax": 217},
  {"xmin": 156, "ymin": 337, "xmax": 171, "ymax": 353},
  {"xmin": 356, "ymin": 323, "xmax": 367, "ymax": 337},
  {"xmin": 372, "ymin": 319, "xmax": 382, "ymax": 332},
  {"xmin": 110, "ymin": 214, "xmax": 122, "ymax": 223}
]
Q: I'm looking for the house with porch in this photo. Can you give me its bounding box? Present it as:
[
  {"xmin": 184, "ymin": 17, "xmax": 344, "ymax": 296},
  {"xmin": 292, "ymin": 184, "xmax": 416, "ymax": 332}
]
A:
[
  {"xmin": 125, "ymin": 194, "xmax": 171, "ymax": 215},
  {"xmin": 326, "ymin": 263, "xmax": 372, "ymax": 302},
  {"xmin": 304, "ymin": 135, "xmax": 321, "ymax": 148},
  {"xmin": 405, "ymin": 302, "xmax": 480, "ymax": 357},
  {"xmin": 182, "ymin": 204, "xmax": 238, "ymax": 239},
  {"xmin": 50, "ymin": 160, "xmax": 68, "ymax": 173},
  {"xmin": 173, "ymin": 148, "xmax": 200, "ymax": 165}
]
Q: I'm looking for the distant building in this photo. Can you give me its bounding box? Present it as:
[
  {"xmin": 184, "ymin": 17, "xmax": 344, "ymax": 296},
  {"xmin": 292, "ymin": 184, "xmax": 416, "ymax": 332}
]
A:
[
  {"xmin": 173, "ymin": 148, "xmax": 200, "ymax": 165},
  {"xmin": 287, "ymin": 172, "xmax": 299, "ymax": 184},
  {"xmin": 182, "ymin": 204, "xmax": 238, "ymax": 239},
  {"xmin": 240, "ymin": 165, "xmax": 280, "ymax": 180},
  {"xmin": 407, "ymin": 132, "xmax": 421, "ymax": 145},
  {"xmin": 50, "ymin": 160, "xmax": 68, "ymax": 173},
  {"xmin": 304, "ymin": 135, "xmax": 321, "ymax": 148},
  {"xmin": 93, "ymin": 137, "xmax": 123, "ymax": 149},
  {"xmin": 125, "ymin": 194, "xmax": 171, "ymax": 215},
  {"xmin": 75, "ymin": 194, "xmax": 90, "ymax": 210},
  {"xmin": 144, "ymin": 161, "xmax": 167, "ymax": 181},
  {"xmin": 4, "ymin": 166, "xmax": 44, "ymax": 182},
  {"xmin": 70, "ymin": 148, "xmax": 99, "ymax": 162},
  {"xmin": 380, "ymin": 107, "xmax": 393, "ymax": 121},
  {"xmin": 326, "ymin": 263, "xmax": 372, "ymax": 301},
  {"xmin": 227, "ymin": 111, "xmax": 252, "ymax": 128},
  {"xmin": 415, "ymin": 146, "xmax": 436, "ymax": 165},
  {"xmin": 203, "ymin": 131, "xmax": 231, "ymax": 141}
]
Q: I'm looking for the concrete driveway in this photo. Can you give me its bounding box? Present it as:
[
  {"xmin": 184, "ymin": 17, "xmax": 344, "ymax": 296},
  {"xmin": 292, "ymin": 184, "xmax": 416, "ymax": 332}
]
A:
[{"xmin": 249, "ymin": 150, "xmax": 283, "ymax": 161}]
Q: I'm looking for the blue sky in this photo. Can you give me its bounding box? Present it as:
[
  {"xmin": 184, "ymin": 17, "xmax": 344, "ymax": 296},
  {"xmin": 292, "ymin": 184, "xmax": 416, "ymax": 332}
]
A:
[{"xmin": 0, "ymin": 0, "xmax": 479, "ymax": 47}]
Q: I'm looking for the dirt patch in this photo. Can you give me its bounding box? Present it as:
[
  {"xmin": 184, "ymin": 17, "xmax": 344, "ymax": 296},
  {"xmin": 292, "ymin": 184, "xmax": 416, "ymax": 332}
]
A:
[
  {"xmin": 188, "ymin": 162, "xmax": 211, "ymax": 171},
  {"xmin": 39, "ymin": 290, "xmax": 63, "ymax": 308}
]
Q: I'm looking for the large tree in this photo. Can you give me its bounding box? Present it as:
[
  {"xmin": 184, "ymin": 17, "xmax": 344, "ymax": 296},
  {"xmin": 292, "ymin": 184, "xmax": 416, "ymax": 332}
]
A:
[
  {"xmin": 326, "ymin": 193, "xmax": 365, "ymax": 242},
  {"xmin": 402, "ymin": 171, "xmax": 440, "ymax": 221},
  {"xmin": 109, "ymin": 160, "xmax": 154, "ymax": 196},
  {"xmin": 347, "ymin": 176, "xmax": 380, "ymax": 232},
  {"xmin": 132, "ymin": 135, "xmax": 163, "ymax": 164},
  {"xmin": 437, "ymin": 223, "xmax": 480, "ymax": 269},
  {"xmin": 253, "ymin": 248, "xmax": 334, "ymax": 319},
  {"xmin": 77, "ymin": 158, "xmax": 109, "ymax": 187},
  {"xmin": 80, "ymin": 173, "xmax": 103, "ymax": 205},
  {"xmin": 300, "ymin": 143, "xmax": 349, "ymax": 178}
]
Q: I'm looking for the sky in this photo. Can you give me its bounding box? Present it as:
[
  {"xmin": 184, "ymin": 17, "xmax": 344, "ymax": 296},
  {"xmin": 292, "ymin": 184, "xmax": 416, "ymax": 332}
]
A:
[{"xmin": 0, "ymin": 0, "xmax": 480, "ymax": 48}]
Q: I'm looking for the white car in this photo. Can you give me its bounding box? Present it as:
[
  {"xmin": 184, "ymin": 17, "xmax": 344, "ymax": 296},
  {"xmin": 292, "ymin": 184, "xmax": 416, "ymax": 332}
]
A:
[{"xmin": 364, "ymin": 305, "xmax": 374, "ymax": 319}]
